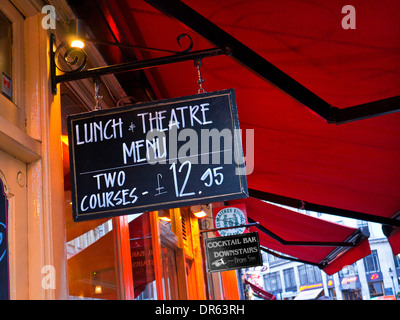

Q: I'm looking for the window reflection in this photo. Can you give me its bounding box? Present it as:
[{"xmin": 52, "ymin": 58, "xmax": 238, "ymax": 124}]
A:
[
  {"xmin": 129, "ymin": 213, "xmax": 157, "ymax": 300},
  {"xmin": 67, "ymin": 221, "xmax": 119, "ymax": 300},
  {"xmin": 161, "ymin": 242, "xmax": 179, "ymax": 299},
  {"xmin": 65, "ymin": 191, "xmax": 119, "ymax": 300},
  {"xmin": 0, "ymin": 10, "xmax": 12, "ymax": 101}
]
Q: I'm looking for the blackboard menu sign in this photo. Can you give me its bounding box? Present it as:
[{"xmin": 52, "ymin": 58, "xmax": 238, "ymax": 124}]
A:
[
  {"xmin": 205, "ymin": 232, "xmax": 263, "ymax": 273},
  {"xmin": 68, "ymin": 89, "xmax": 248, "ymax": 221}
]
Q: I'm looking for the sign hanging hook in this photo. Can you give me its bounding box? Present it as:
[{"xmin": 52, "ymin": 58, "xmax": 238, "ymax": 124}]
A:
[
  {"xmin": 93, "ymin": 77, "xmax": 103, "ymax": 110},
  {"xmin": 194, "ymin": 58, "xmax": 206, "ymax": 94}
]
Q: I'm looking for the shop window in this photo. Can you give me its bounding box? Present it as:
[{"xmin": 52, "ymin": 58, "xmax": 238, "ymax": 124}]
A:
[
  {"xmin": 368, "ymin": 281, "xmax": 384, "ymax": 298},
  {"xmin": 363, "ymin": 250, "xmax": 381, "ymax": 273},
  {"xmin": 66, "ymin": 214, "xmax": 119, "ymax": 299},
  {"xmin": 297, "ymin": 264, "xmax": 322, "ymax": 286},
  {"xmin": 339, "ymin": 263, "xmax": 358, "ymax": 277},
  {"xmin": 357, "ymin": 220, "xmax": 370, "ymax": 237},
  {"xmin": 161, "ymin": 242, "xmax": 179, "ymax": 299},
  {"xmin": 328, "ymin": 288, "xmax": 337, "ymax": 300},
  {"xmin": 283, "ymin": 268, "xmax": 296, "ymax": 292},
  {"xmin": 65, "ymin": 187, "xmax": 121, "ymax": 300},
  {"xmin": 263, "ymin": 271, "xmax": 282, "ymax": 294},
  {"xmin": 342, "ymin": 289, "xmax": 362, "ymax": 300},
  {"xmin": 394, "ymin": 254, "xmax": 400, "ymax": 270},
  {"xmin": 0, "ymin": 10, "xmax": 12, "ymax": 101},
  {"xmin": 129, "ymin": 213, "xmax": 157, "ymax": 300}
]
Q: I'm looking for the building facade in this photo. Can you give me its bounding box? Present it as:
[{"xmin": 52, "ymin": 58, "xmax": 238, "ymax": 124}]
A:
[
  {"xmin": 259, "ymin": 212, "xmax": 400, "ymax": 300},
  {"xmin": 1, "ymin": 0, "xmax": 399, "ymax": 301}
]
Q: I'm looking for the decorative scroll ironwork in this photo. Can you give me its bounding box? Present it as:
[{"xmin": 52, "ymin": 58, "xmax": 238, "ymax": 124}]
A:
[
  {"xmin": 50, "ymin": 32, "xmax": 223, "ymax": 94},
  {"xmin": 54, "ymin": 33, "xmax": 194, "ymax": 75},
  {"xmin": 176, "ymin": 33, "xmax": 193, "ymax": 54},
  {"xmin": 54, "ymin": 40, "xmax": 87, "ymax": 73}
]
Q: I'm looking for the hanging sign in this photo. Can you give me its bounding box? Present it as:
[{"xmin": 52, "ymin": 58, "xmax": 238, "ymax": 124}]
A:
[
  {"xmin": 213, "ymin": 204, "xmax": 248, "ymax": 237},
  {"xmin": 68, "ymin": 89, "xmax": 248, "ymax": 221},
  {"xmin": 205, "ymin": 232, "xmax": 263, "ymax": 273}
]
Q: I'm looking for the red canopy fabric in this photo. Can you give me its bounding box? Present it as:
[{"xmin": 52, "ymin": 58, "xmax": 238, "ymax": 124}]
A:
[
  {"xmin": 229, "ymin": 198, "xmax": 370, "ymax": 275},
  {"xmin": 71, "ymin": 0, "xmax": 400, "ymax": 256},
  {"xmin": 117, "ymin": 0, "xmax": 399, "ymax": 248},
  {"xmin": 244, "ymin": 279, "xmax": 276, "ymax": 300},
  {"xmin": 112, "ymin": 0, "xmax": 400, "ymax": 213}
]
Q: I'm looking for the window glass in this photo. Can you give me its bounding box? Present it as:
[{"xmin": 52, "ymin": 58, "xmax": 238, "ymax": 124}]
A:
[
  {"xmin": 297, "ymin": 264, "xmax": 322, "ymax": 285},
  {"xmin": 368, "ymin": 282, "xmax": 384, "ymax": 297},
  {"xmin": 0, "ymin": 11, "xmax": 12, "ymax": 101},
  {"xmin": 65, "ymin": 190, "xmax": 119, "ymax": 300},
  {"xmin": 161, "ymin": 242, "xmax": 179, "ymax": 299},
  {"xmin": 283, "ymin": 268, "xmax": 296, "ymax": 291},
  {"xmin": 363, "ymin": 250, "xmax": 381, "ymax": 273},
  {"xmin": 129, "ymin": 213, "xmax": 157, "ymax": 300},
  {"xmin": 339, "ymin": 263, "xmax": 358, "ymax": 277},
  {"xmin": 263, "ymin": 271, "xmax": 281, "ymax": 292},
  {"xmin": 66, "ymin": 217, "xmax": 119, "ymax": 299}
]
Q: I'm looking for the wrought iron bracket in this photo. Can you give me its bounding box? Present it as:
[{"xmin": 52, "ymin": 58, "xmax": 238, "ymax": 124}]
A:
[
  {"xmin": 199, "ymin": 222, "xmax": 260, "ymax": 234},
  {"xmin": 50, "ymin": 32, "xmax": 225, "ymax": 95}
]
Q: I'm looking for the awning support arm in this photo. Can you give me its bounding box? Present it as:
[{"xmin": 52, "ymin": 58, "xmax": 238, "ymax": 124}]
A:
[
  {"xmin": 199, "ymin": 222, "xmax": 259, "ymax": 234},
  {"xmin": 249, "ymin": 189, "xmax": 400, "ymax": 227},
  {"xmin": 260, "ymin": 246, "xmax": 322, "ymax": 268},
  {"xmin": 247, "ymin": 217, "xmax": 357, "ymax": 247},
  {"xmin": 145, "ymin": 0, "xmax": 400, "ymax": 124}
]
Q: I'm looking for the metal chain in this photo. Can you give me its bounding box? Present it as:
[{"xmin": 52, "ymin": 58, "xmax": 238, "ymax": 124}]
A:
[
  {"xmin": 94, "ymin": 78, "xmax": 103, "ymax": 110},
  {"xmin": 194, "ymin": 59, "xmax": 206, "ymax": 94}
]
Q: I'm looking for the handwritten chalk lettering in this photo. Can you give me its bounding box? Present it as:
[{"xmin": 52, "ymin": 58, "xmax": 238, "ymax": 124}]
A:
[
  {"xmin": 68, "ymin": 89, "xmax": 248, "ymax": 221},
  {"xmin": 80, "ymin": 187, "xmax": 138, "ymax": 211},
  {"xmin": 75, "ymin": 118, "xmax": 123, "ymax": 145},
  {"xmin": 122, "ymin": 136, "xmax": 167, "ymax": 164},
  {"xmin": 93, "ymin": 171, "xmax": 126, "ymax": 189},
  {"xmin": 137, "ymin": 103, "xmax": 212, "ymax": 134}
]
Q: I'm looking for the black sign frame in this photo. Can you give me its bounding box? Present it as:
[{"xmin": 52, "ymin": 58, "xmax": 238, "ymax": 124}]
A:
[
  {"xmin": 68, "ymin": 89, "xmax": 248, "ymax": 222},
  {"xmin": 205, "ymin": 232, "xmax": 263, "ymax": 273}
]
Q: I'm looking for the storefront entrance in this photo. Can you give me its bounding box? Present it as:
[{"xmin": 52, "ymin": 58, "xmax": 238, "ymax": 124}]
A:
[{"xmin": 342, "ymin": 289, "xmax": 362, "ymax": 300}]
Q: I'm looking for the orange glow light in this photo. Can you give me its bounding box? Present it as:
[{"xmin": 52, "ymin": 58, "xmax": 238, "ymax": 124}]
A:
[
  {"xmin": 193, "ymin": 210, "xmax": 207, "ymax": 219},
  {"xmin": 159, "ymin": 216, "xmax": 171, "ymax": 222}
]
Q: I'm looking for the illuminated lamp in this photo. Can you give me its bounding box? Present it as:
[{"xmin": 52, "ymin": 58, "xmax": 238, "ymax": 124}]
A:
[
  {"xmin": 94, "ymin": 285, "xmax": 102, "ymax": 294},
  {"xmin": 159, "ymin": 216, "xmax": 172, "ymax": 222},
  {"xmin": 191, "ymin": 205, "xmax": 207, "ymax": 219},
  {"xmin": 71, "ymin": 40, "xmax": 85, "ymax": 49},
  {"xmin": 68, "ymin": 19, "xmax": 86, "ymax": 49},
  {"xmin": 158, "ymin": 210, "xmax": 172, "ymax": 222}
]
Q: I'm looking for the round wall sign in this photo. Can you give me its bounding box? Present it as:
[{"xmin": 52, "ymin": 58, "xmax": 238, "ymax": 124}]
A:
[{"xmin": 215, "ymin": 206, "xmax": 246, "ymax": 236}]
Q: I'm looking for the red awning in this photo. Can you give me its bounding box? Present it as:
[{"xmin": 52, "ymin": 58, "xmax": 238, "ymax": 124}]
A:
[
  {"xmin": 244, "ymin": 279, "xmax": 276, "ymax": 300},
  {"xmin": 68, "ymin": 0, "xmax": 400, "ymax": 256},
  {"xmin": 229, "ymin": 198, "xmax": 371, "ymax": 275},
  {"xmin": 388, "ymin": 229, "xmax": 400, "ymax": 255}
]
